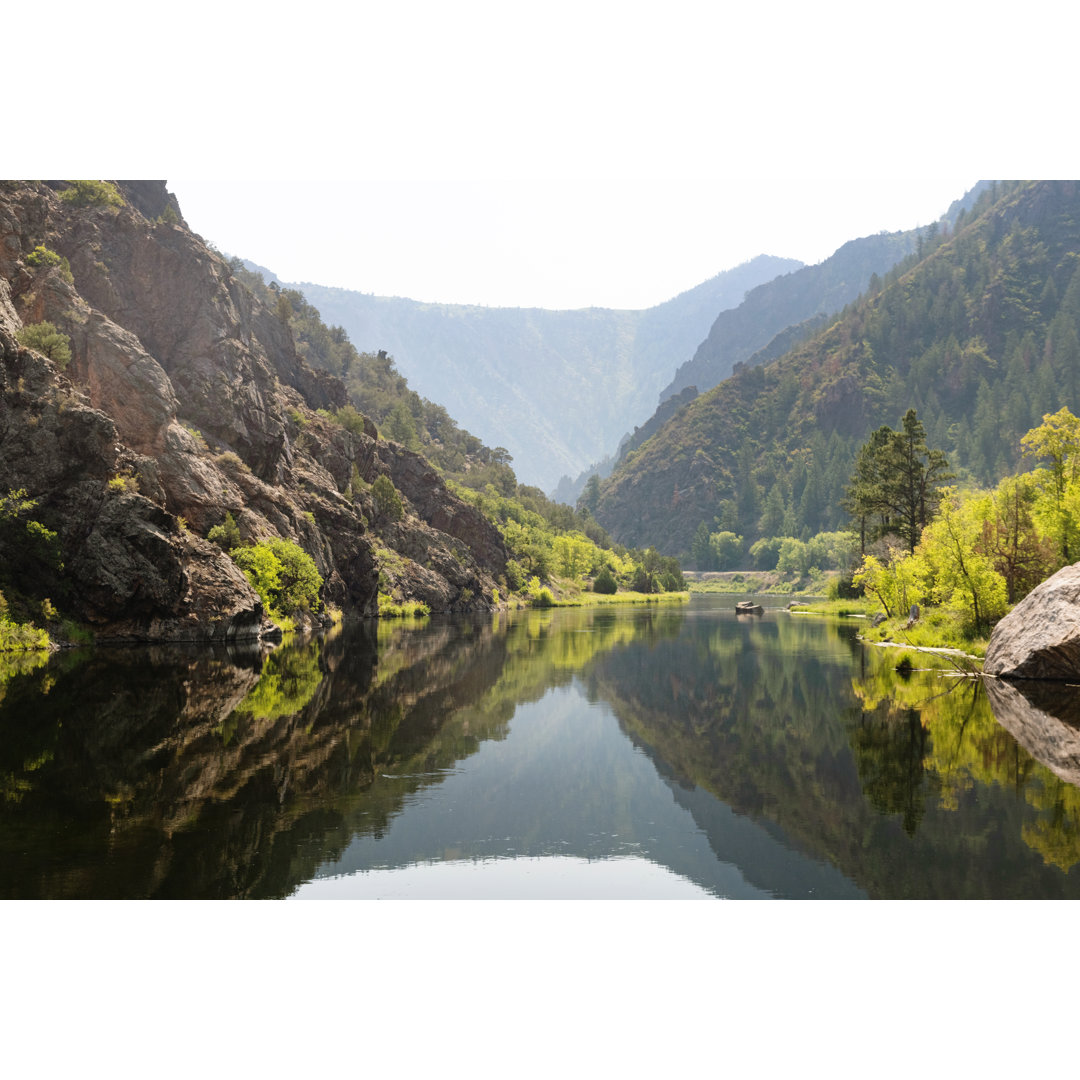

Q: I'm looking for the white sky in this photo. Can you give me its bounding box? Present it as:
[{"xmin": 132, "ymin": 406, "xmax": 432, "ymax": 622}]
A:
[
  {"xmin": 14, "ymin": 2, "xmax": 1075, "ymax": 311},
  {"xmin": 168, "ymin": 177, "xmax": 976, "ymax": 310}
]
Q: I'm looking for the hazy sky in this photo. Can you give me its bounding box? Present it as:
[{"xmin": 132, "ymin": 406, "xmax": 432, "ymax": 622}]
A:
[
  {"xmin": 20, "ymin": 3, "xmax": 1069, "ymax": 312},
  {"xmin": 169, "ymin": 177, "xmax": 976, "ymax": 310}
]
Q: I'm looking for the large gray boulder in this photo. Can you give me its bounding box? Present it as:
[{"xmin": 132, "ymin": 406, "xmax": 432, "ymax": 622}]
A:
[{"xmin": 985, "ymin": 563, "xmax": 1080, "ymax": 679}]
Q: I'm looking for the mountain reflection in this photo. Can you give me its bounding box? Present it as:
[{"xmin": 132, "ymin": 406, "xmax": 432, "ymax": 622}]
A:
[{"xmin": 3, "ymin": 601, "xmax": 1080, "ymax": 898}]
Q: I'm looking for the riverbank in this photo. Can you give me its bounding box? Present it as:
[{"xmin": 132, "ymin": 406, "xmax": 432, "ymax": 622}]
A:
[
  {"xmin": 789, "ymin": 596, "xmax": 988, "ymax": 663},
  {"xmin": 685, "ymin": 570, "xmax": 834, "ymax": 595}
]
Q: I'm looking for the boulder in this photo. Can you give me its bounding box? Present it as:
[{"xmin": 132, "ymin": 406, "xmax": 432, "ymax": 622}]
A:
[
  {"xmin": 984, "ymin": 562, "xmax": 1080, "ymax": 679},
  {"xmin": 735, "ymin": 600, "xmax": 763, "ymax": 615}
]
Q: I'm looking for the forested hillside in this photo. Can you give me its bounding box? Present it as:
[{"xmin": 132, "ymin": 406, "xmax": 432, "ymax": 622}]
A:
[
  {"xmin": 658, "ymin": 183, "xmax": 993, "ymax": 405},
  {"xmin": 658, "ymin": 230, "xmax": 922, "ymax": 401},
  {"xmin": 284, "ymin": 255, "xmax": 801, "ymax": 491},
  {"xmin": 595, "ymin": 181, "xmax": 1080, "ymax": 555}
]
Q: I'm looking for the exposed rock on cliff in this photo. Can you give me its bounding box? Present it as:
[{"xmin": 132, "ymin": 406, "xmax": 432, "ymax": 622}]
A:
[{"xmin": 0, "ymin": 180, "xmax": 506, "ymax": 641}]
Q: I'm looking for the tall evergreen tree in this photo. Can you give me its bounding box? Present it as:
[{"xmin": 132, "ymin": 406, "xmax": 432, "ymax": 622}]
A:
[{"xmin": 844, "ymin": 410, "xmax": 952, "ymax": 553}]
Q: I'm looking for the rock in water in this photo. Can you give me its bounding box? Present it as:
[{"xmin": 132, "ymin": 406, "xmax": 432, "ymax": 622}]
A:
[{"xmin": 984, "ymin": 563, "xmax": 1080, "ymax": 679}]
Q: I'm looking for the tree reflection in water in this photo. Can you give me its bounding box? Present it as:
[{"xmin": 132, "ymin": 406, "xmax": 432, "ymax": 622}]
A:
[{"xmin": 2, "ymin": 602, "xmax": 1080, "ymax": 898}]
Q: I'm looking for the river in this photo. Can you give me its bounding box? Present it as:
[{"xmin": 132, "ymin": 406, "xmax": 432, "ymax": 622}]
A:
[{"xmin": 3, "ymin": 596, "xmax": 1079, "ymax": 899}]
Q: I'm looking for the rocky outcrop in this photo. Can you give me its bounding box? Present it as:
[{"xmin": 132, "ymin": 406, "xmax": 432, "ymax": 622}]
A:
[
  {"xmin": 984, "ymin": 563, "xmax": 1080, "ymax": 680},
  {"xmin": 0, "ymin": 181, "xmax": 507, "ymax": 641}
]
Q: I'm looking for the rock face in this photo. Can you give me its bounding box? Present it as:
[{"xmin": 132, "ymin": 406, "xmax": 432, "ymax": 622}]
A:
[
  {"xmin": 0, "ymin": 181, "xmax": 507, "ymax": 641},
  {"xmin": 984, "ymin": 562, "xmax": 1080, "ymax": 680}
]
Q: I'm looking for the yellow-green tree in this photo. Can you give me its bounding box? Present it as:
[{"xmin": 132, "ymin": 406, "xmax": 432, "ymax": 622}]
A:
[
  {"xmin": 853, "ymin": 548, "xmax": 924, "ymax": 619},
  {"xmin": 916, "ymin": 489, "xmax": 1008, "ymax": 634},
  {"xmin": 1021, "ymin": 406, "xmax": 1080, "ymax": 564}
]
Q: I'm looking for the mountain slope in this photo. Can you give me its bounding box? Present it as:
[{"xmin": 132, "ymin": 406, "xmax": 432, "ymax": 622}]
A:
[
  {"xmin": 595, "ymin": 180, "xmax": 1079, "ymax": 554},
  {"xmin": 659, "ymin": 230, "xmax": 924, "ymax": 402},
  {"xmin": 0, "ymin": 181, "xmax": 506, "ymax": 641},
  {"xmin": 291, "ymin": 255, "xmax": 802, "ymax": 492}
]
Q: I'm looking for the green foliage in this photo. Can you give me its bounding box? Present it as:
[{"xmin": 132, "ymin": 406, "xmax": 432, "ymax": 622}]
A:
[
  {"xmin": 332, "ymin": 404, "xmax": 368, "ymax": 436},
  {"xmin": 230, "ymin": 539, "xmax": 322, "ymax": 619},
  {"xmin": 526, "ymin": 577, "xmax": 555, "ymax": 607},
  {"xmin": 25, "ymin": 245, "xmax": 73, "ymax": 283},
  {"xmin": 384, "ymin": 401, "xmax": 421, "ymax": 452},
  {"xmin": 0, "ymin": 590, "xmax": 50, "ymax": 652},
  {"xmin": 844, "ymin": 409, "xmax": 952, "ymax": 553},
  {"xmin": 1021, "ymin": 406, "xmax": 1080, "ymax": 562},
  {"xmin": 207, "ymin": 511, "xmax": 241, "ymax": 550},
  {"xmin": 916, "ymin": 489, "xmax": 1009, "ymax": 634},
  {"xmin": 505, "ymin": 559, "xmax": 525, "ymax": 592},
  {"xmin": 853, "ymin": 551, "xmax": 924, "ymax": 622},
  {"xmin": 592, "ymin": 566, "xmax": 618, "ymax": 594},
  {"xmin": 709, "ymin": 530, "xmax": 743, "ymax": 570},
  {"xmin": 377, "ymin": 593, "xmax": 431, "ymax": 618},
  {"xmin": 58, "ymin": 180, "xmax": 123, "ymax": 208},
  {"xmin": 16, "ymin": 322, "xmax": 71, "ymax": 368},
  {"xmin": 749, "ymin": 536, "xmax": 782, "ymax": 570},
  {"xmin": 107, "ymin": 473, "xmax": 139, "ymax": 494},
  {"xmin": 0, "ymin": 489, "xmax": 62, "ymax": 591},
  {"xmin": 372, "ymin": 474, "xmax": 405, "ymax": 522},
  {"xmin": 553, "ymin": 533, "xmax": 594, "ymax": 580}
]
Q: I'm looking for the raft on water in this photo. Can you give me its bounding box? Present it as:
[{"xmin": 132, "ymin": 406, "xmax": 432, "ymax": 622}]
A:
[{"xmin": 734, "ymin": 601, "xmax": 764, "ymax": 615}]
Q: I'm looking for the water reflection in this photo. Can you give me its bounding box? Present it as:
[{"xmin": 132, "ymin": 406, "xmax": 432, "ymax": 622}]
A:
[{"xmin": 2, "ymin": 600, "xmax": 1080, "ymax": 897}]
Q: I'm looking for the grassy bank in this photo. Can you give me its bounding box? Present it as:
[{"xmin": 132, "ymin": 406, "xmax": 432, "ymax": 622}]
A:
[
  {"xmin": 547, "ymin": 590, "xmax": 690, "ymax": 608},
  {"xmin": 792, "ymin": 596, "xmax": 988, "ymax": 662},
  {"xmin": 686, "ymin": 570, "xmax": 835, "ymax": 596}
]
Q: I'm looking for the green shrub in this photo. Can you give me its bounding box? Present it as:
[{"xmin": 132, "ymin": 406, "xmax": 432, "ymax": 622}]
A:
[
  {"xmin": 0, "ymin": 489, "xmax": 62, "ymax": 579},
  {"xmin": 230, "ymin": 538, "xmax": 323, "ymax": 618},
  {"xmin": 593, "ymin": 566, "xmax": 618, "ymax": 594},
  {"xmin": 58, "ymin": 180, "xmax": 123, "ymax": 208},
  {"xmin": 372, "ymin": 474, "xmax": 404, "ymax": 521},
  {"xmin": 107, "ymin": 474, "xmax": 138, "ymax": 494},
  {"xmin": 526, "ymin": 576, "xmax": 554, "ymax": 607},
  {"xmin": 0, "ymin": 590, "xmax": 50, "ymax": 651},
  {"xmin": 505, "ymin": 559, "xmax": 525, "ymax": 592},
  {"xmin": 377, "ymin": 593, "xmax": 430, "ymax": 618},
  {"xmin": 207, "ymin": 511, "xmax": 241, "ymax": 549},
  {"xmin": 658, "ymin": 571, "xmax": 683, "ymax": 592},
  {"xmin": 17, "ymin": 322, "xmax": 72, "ymax": 368},
  {"xmin": 25, "ymin": 245, "xmax": 73, "ymax": 283},
  {"xmin": 333, "ymin": 404, "xmax": 368, "ymax": 436}
]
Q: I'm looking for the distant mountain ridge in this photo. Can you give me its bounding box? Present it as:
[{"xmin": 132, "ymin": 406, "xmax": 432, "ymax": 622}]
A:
[
  {"xmin": 660, "ymin": 230, "xmax": 925, "ymax": 402},
  {"xmin": 278, "ymin": 255, "xmax": 802, "ymax": 492}
]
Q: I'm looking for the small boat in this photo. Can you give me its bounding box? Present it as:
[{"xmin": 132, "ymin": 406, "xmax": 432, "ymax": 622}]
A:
[{"xmin": 734, "ymin": 600, "xmax": 764, "ymax": 615}]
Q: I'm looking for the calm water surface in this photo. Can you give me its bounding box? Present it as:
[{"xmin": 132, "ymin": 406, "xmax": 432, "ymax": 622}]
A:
[{"xmin": 4, "ymin": 596, "xmax": 1080, "ymax": 899}]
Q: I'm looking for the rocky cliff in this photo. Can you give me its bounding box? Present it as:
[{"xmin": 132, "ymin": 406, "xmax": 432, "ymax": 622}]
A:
[{"xmin": 0, "ymin": 181, "xmax": 506, "ymax": 642}]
